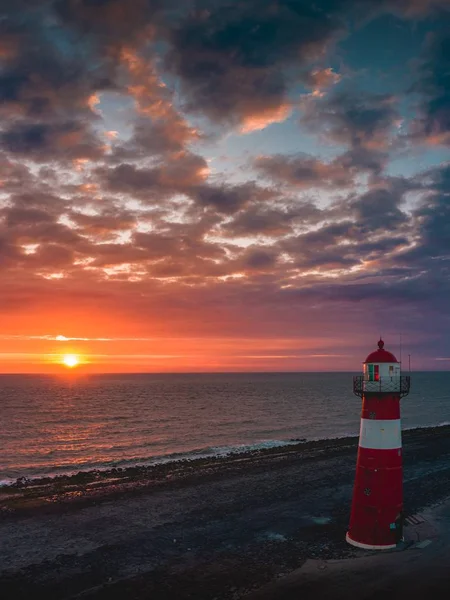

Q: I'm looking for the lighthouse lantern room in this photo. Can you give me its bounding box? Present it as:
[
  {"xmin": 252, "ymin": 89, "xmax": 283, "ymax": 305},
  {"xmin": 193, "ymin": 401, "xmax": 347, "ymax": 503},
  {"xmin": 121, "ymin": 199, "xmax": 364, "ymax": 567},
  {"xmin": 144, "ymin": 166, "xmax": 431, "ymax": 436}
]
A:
[{"xmin": 347, "ymin": 338, "xmax": 410, "ymax": 550}]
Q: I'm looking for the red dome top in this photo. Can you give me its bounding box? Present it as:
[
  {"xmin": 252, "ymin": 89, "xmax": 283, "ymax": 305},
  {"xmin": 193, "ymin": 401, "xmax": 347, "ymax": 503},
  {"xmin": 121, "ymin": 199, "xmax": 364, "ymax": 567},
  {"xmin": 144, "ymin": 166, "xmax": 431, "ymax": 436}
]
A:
[{"xmin": 364, "ymin": 338, "xmax": 398, "ymax": 364}]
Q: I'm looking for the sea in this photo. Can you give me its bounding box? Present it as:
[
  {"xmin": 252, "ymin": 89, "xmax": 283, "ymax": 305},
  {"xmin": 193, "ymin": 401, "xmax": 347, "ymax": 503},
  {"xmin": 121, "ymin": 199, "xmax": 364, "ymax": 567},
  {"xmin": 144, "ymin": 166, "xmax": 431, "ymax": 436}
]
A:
[{"xmin": 1, "ymin": 372, "xmax": 449, "ymax": 484}]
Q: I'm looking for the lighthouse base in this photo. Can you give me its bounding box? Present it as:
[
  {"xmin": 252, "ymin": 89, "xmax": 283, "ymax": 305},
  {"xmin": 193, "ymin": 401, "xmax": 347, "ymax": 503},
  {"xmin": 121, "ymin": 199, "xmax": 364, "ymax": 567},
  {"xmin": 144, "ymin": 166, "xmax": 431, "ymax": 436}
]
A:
[{"xmin": 346, "ymin": 532, "xmax": 397, "ymax": 550}]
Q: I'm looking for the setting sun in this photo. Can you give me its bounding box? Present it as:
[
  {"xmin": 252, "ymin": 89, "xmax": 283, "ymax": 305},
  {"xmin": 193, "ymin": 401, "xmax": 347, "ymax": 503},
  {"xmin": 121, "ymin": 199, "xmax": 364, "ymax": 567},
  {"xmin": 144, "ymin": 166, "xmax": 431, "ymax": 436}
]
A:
[{"xmin": 63, "ymin": 354, "xmax": 79, "ymax": 368}]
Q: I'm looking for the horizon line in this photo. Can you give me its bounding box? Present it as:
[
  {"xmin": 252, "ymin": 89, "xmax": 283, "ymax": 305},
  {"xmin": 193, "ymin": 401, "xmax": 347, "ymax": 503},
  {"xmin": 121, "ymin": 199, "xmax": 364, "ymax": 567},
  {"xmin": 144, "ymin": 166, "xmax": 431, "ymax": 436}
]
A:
[{"xmin": 0, "ymin": 369, "xmax": 447, "ymax": 376}]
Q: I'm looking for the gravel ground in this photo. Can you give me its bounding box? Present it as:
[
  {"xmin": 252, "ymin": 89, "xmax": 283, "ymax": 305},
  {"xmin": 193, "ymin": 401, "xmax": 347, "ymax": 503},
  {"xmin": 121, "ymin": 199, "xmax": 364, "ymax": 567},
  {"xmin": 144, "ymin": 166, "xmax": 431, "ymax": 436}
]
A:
[{"xmin": 1, "ymin": 425, "xmax": 450, "ymax": 600}]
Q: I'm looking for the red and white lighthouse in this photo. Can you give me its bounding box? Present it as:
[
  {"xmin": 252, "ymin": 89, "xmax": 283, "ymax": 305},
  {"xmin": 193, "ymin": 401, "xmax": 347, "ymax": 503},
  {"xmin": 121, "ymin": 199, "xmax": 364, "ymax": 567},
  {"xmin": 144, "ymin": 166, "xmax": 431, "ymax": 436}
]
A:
[{"xmin": 346, "ymin": 338, "xmax": 410, "ymax": 550}]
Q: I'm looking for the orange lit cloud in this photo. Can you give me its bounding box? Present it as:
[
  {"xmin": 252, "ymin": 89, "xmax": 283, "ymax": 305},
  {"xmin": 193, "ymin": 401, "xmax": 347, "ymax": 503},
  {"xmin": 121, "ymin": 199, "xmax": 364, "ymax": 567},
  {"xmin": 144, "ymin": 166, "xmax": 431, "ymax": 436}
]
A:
[{"xmin": 240, "ymin": 104, "xmax": 292, "ymax": 133}]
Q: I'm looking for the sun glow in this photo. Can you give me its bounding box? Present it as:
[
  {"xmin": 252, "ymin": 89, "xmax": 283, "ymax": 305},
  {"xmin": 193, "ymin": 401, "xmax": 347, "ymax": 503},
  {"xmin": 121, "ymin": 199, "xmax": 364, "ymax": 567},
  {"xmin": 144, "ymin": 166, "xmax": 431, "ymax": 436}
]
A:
[{"xmin": 62, "ymin": 354, "xmax": 79, "ymax": 368}]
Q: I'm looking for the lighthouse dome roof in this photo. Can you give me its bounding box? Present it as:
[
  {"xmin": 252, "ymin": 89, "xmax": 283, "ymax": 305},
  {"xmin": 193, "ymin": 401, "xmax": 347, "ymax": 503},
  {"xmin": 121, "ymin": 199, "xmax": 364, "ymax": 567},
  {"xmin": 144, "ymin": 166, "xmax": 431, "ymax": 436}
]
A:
[{"xmin": 364, "ymin": 338, "xmax": 398, "ymax": 364}]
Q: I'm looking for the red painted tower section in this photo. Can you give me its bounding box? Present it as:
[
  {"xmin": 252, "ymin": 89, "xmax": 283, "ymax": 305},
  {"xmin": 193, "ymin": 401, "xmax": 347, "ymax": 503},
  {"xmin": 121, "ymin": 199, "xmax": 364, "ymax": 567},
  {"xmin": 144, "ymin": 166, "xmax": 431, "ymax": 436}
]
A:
[{"xmin": 346, "ymin": 339, "xmax": 410, "ymax": 550}]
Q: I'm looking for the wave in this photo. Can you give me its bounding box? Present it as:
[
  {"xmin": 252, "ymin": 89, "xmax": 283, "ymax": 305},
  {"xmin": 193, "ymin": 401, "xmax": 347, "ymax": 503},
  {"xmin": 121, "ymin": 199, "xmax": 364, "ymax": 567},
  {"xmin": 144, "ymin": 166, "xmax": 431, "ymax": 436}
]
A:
[
  {"xmin": 2, "ymin": 422, "xmax": 450, "ymax": 488},
  {"xmin": 403, "ymin": 420, "xmax": 450, "ymax": 430}
]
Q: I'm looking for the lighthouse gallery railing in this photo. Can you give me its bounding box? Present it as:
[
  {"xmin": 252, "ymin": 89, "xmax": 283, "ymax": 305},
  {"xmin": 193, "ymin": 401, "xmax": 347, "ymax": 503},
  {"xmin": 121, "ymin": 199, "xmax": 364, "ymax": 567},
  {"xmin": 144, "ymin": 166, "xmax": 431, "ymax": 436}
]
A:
[{"xmin": 353, "ymin": 375, "xmax": 410, "ymax": 398}]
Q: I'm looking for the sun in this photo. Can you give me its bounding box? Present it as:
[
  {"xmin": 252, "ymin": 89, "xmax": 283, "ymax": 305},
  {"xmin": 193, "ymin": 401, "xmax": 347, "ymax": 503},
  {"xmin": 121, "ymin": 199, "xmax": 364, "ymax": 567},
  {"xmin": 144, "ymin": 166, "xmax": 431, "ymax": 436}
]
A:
[{"xmin": 62, "ymin": 354, "xmax": 79, "ymax": 368}]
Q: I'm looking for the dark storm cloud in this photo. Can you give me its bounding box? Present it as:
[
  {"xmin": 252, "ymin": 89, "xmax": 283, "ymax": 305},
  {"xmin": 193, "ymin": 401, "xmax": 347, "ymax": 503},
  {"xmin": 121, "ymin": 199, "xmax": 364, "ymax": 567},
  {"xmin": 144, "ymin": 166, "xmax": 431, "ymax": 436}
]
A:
[
  {"xmin": 26, "ymin": 244, "xmax": 76, "ymax": 270},
  {"xmin": 0, "ymin": 199, "xmax": 83, "ymax": 275},
  {"xmin": 190, "ymin": 182, "xmax": 275, "ymax": 215},
  {"xmin": 240, "ymin": 248, "xmax": 278, "ymax": 270},
  {"xmin": 383, "ymin": 0, "xmax": 450, "ymax": 17},
  {"xmin": 277, "ymin": 220, "xmax": 363, "ymax": 271},
  {"xmin": 4, "ymin": 207, "xmax": 54, "ymax": 227},
  {"xmin": 164, "ymin": 0, "xmax": 348, "ymax": 126},
  {"xmin": 110, "ymin": 118, "xmax": 196, "ymax": 162},
  {"xmin": 191, "ymin": 184, "xmax": 251, "ymax": 214},
  {"xmin": 280, "ymin": 229, "xmax": 361, "ymax": 270},
  {"xmin": 98, "ymin": 153, "xmax": 208, "ymax": 199},
  {"xmin": 7, "ymin": 191, "xmax": 68, "ymax": 215},
  {"xmin": 69, "ymin": 209, "xmax": 136, "ymax": 238},
  {"xmin": 1, "ymin": 121, "xmax": 105, "ymax": 161},
  {"xmin": 161, "ymin": 0, "xmax": 443, "ymax": 128},
  {"xmin": 349, "ymin": 187, "xmax": 409, "ymax": 233},
  {"xmin": 312, "ymin": 278, "xmax": 437, "ymax": 304},
  {"xmin": 102, "ymin": 164, "xmax": 160, "ymax": 192},
  {"xmin": 420, "ymin": 163, "xmax": 450, "ymax": 192},
  {"xmin": 222, "ymin": 202, "xmax": 322, "ymax": 237},
  {"xmin": 0, "ymin": 234, "xmax": 21, "ymax": 269},
  {"xmin": 0, "ymin": 3, "xmax": 115, "ymax": 164},
  {"xmin": 336, "ymin": 147, "xmax": 388, "ymax": 177},
  {"xmin": 400, "ymin": 193, "xmax": 450, "ymax": 265},
  {"xmin": 5, "ymin": 218, "xmax": 82, "ymax": 247},
  {"xmin": 272, "ymin": 180, "xmax": 414, "ymax": 272},
  {"xmin": 345, "ymin": 165, "xmax": 450, "ymax": 302},
  {"xmin": 0, "ymin": 157, "xmax": 37, "ymax": 193},
  {"xmin": 254, "ymin": 153, "xmax": 353, "ymax": 188},
  {"xmin": 399, "ymin": 163, "xmax": 450, "ymax": 264},
  {"xmin": 133, "ymin": 228, "xmax": 226, "ymax": 262},
  {"xmin": 301, "ymin": 89, "xmax": 399, "ymax": 151},
  {"xmin": 410, "ymin": 30, "xmax": 450, "ymax": 146},
  {"xmin": 0, "ymin": 4, "xmax": 115, "ymax": 120},
  {"xmin": 53, "ymin": 0, "xmax": 160, "ymax": 40}
]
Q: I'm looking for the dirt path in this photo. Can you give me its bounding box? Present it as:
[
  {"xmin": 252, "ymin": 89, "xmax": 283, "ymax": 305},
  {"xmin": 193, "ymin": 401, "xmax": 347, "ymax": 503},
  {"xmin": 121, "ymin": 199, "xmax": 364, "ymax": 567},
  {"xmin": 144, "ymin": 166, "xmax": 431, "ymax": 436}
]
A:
[{"xmin": 1, "ymin": 426, "xmax": 450, "ymax": 599}]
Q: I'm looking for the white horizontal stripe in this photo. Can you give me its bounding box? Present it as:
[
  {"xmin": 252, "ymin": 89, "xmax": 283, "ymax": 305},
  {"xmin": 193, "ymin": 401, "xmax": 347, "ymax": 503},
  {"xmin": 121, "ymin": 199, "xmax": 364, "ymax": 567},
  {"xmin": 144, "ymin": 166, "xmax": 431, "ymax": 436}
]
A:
[
  {"xmin": 359, "ymin": 418, "xmax": 402, "ymax": 450},
  {"xmin": 346, "ymin": 533, "xmax": 397, "ymax": 550}
]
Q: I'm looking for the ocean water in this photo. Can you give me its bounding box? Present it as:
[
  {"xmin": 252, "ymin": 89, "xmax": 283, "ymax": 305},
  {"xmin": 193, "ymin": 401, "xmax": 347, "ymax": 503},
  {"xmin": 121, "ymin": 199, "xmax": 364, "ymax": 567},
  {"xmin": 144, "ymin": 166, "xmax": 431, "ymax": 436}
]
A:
[{"xmin": 0, "ymin": 372, "xmax": 449, "ymax": 483}]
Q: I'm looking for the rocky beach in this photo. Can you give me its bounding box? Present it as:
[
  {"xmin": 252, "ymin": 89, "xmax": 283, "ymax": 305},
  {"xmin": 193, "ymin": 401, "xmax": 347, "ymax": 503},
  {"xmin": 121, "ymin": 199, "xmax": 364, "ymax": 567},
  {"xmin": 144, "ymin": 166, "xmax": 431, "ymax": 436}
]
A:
[{"xmin": 1, "ymin": 425, "xmax": 450, "ymax": 599}]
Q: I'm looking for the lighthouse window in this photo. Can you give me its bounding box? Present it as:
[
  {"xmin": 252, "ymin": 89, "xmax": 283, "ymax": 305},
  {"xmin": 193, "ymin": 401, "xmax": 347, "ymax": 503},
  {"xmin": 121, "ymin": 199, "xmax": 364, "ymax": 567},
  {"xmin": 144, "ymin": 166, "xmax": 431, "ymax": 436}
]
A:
[{"xmin": 368, "ymin": 364, "xmax": 379, "ymax": 381}]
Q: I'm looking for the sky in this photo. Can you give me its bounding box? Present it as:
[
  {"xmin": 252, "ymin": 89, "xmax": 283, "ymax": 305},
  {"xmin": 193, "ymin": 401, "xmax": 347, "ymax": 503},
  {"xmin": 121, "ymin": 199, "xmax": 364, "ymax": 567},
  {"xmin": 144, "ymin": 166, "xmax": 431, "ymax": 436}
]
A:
[{"xmin": 1, "ymin": 0, "xmax": 450, "ymax": 373}]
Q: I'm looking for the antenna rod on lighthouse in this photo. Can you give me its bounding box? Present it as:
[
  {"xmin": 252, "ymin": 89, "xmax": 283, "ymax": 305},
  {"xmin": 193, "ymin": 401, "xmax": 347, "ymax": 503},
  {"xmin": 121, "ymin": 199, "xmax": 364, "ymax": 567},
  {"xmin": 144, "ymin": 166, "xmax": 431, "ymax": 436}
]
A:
[
  {"xmin": 408, "ymin": 354, "xmax": 411, "ymax": 372},
  {"xmin": 399, "ymin": 333, "xmax": 402, "ymax": 365}
]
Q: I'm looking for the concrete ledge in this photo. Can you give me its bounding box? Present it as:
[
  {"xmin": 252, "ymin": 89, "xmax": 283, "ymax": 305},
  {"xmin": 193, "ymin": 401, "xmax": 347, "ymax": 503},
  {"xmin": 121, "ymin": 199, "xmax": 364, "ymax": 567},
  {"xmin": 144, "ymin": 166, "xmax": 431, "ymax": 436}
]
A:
[{"xmin": 346, "ymin": 532, "xmax": 396, "ymax": 550}]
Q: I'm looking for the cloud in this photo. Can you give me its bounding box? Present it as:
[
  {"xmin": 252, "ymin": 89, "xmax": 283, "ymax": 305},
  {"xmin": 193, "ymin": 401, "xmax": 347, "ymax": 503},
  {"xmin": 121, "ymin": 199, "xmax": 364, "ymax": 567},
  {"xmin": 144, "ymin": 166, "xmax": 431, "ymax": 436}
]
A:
[
  {"xmin": 69, "ymin": 208, "xmax": 136, "ymax": 239},
  {"xmin": 336, "ymin": 147, "xmax": 388, "ymax": 177},
  {"xmin": 1, "ymin": 121, "xmax": 105, "ymax": 161},
  {"xmin": 221, "ymin": 202, "xmax": 322, "ymax": 238},
  {"xmin": 400, "ymin": 167, "xmax": 450, "ymax": 264},
  {"xmin": 254, "ymin": 153, "xmax": 353, "ymax": 188},
  {"xmin": 109, "ymin": 47, "xmax": 200, "ymax": 160},
  {"xmin": 0, "ymin": 4, "xmax": 117, "ymax": 121},
  {"xmin": 239, "ymin": 247, "xmax": 278, "ymax": 270},
  {"xmin": 190, "ymin": 182, "xmax": 275, "ymax": 215},
  {"xmin": 349, "ymin": 186, "xmax": 409, "ymax": 234},
  {"xmin": 386, "ymin": 0, "xmax": 450, "ymax": 17},
  {"xmin": 164, "ymin": 0, "xmax": 346, "ymax": 128},
  {"xmin": 409, "ymin": 31, "xmax": 450, "ymax": 146},
  {"xmin": 301, "ymin": 89, "xmax": 400, "ymax": 151},
  {"xmin": 4, "ymin": 207, "xmax": 54, "ymax": 227},
  {"xmin": 99, "ymin": 152, "xmax": 209, "ymax": 198},
  {"xmin": 239, "ymin": 104, "xmax": 293, "ymax": 133},
  {"xmin": 304, "ymin": 67, "xmax": 341, "ymax": 96},
  {"xmin": 111, "ymin": 118, "xmax": 197, "ymax": 162},
  {"xmin": 54, "ymin": 0, "xmax": 161, "ymax": 44}
]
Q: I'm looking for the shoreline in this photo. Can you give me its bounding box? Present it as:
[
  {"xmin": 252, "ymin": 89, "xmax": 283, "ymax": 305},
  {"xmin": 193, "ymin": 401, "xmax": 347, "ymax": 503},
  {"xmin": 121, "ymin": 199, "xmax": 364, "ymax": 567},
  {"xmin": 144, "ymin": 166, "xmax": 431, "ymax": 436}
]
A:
[
  {"xmin": 3, "ymin": 422, "xmax": 449, "ymax": 487},
  {"xmin": 1, "ymin": 422, "xmax": 450, "ymax": 599},
  {"xmin": 2, "ymin": 423, "xmax": 449, "ymax": 519}
]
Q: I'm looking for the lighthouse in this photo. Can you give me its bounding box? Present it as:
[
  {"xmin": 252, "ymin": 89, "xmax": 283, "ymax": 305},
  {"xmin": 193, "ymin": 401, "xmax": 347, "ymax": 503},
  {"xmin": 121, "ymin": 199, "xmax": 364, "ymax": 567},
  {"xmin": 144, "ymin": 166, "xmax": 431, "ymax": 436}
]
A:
[{"xmin": 346, "ymin": 338, "xmax": 410, "ymax": 550}]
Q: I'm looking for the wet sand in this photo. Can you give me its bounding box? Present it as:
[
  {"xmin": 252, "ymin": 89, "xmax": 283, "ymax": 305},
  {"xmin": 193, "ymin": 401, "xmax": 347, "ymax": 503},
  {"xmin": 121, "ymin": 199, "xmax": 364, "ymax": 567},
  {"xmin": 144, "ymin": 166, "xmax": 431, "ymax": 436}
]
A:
[{"xmin": 1, "ymin": 425, "xmax": 450, "ymax": 599}]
